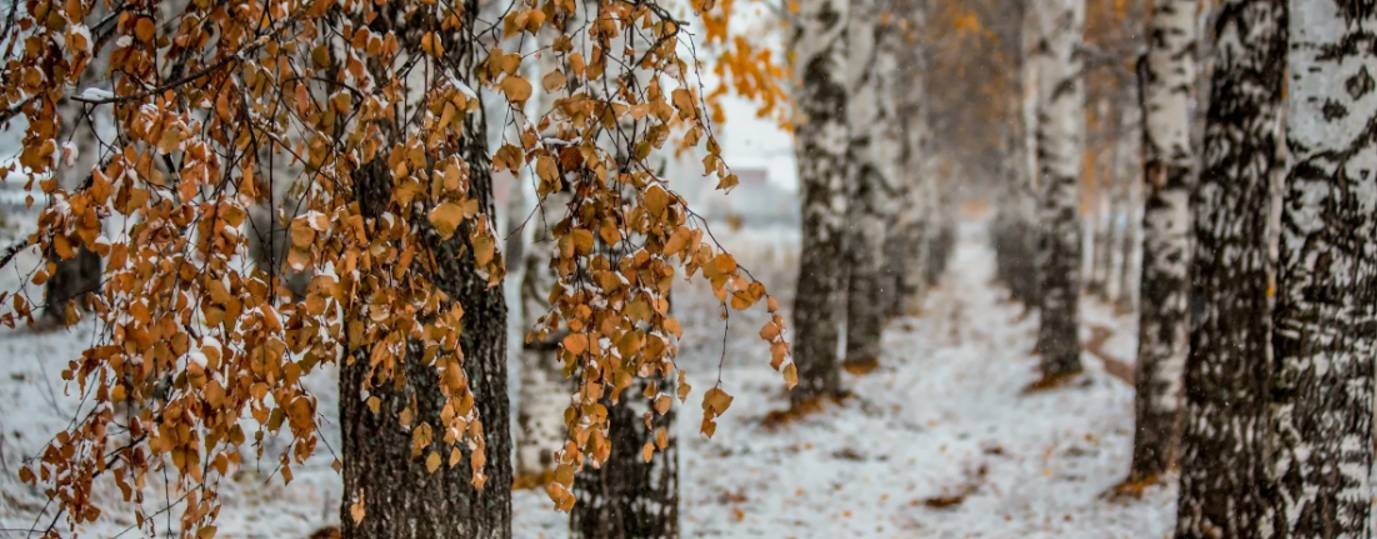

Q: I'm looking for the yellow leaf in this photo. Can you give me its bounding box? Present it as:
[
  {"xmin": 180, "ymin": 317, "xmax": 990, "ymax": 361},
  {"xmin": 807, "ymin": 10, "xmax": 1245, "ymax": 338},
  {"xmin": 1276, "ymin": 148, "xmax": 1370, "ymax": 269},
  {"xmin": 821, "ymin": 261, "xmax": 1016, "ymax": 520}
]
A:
[
  {"xmin": 290, "ymin": 219, "xmax": 315, "ymax": 248},
  {"xmin": 134, "ymin": 17, "xmax": 155, "ymax": 43},
  {"xmin": 542, "ymin": 70, "xmax": 566, "ymax": 92},
  {"xmin": 350, "ymin": 494, "xmax": 366, "ymax": 523},
  {"xmin": 711, "ymin": 253, "xmax": 737, "ymax": 275},
  {"xmin": 426, "ymin": 451, "xmax": 441, "ymax": 473},
  {"xmin": 501, "ymin": 75, "xmax": 533, "ymax": 103},
  {"xmin": 664, "ymin": 227, "xmax": 690, "ymax": 256},
  {"xmin": 644, "ymin": 184, "xmax": 671, "ymax": 215},
  {"xmin": 759, "ymin": 321, "xmax": 780, "ymax": 341},
  {"xmin": 546, "ymin": 482, "xmax": 576, "ymax": 511},
  {"xmin": 473, "ymin": 233, "xmax": 495, "ymax": 267},
  {"xmin": 703, "ymin": 387, "xmax": 733, "ymax": 415},
  {"xmin": 429, "ymin": 202, "xmax": 465, "ymax": 240},
  {"xmin": 536, "ymin": 154, "xmax": 559, "ymax": 184},
  {"xmin": 562, "ymin": 333, "xmax": 588, "ymax": 355},
  {"xmin": 730, "ymin": 290, "xmax": 756, "ymax": 310},
  {"xmin": 571, "ymin": 228, "xmax": 594, "ymax": 254},
  {"xmin": 672, "ymin": 88, "xmax": 697, "ymax": 119}
]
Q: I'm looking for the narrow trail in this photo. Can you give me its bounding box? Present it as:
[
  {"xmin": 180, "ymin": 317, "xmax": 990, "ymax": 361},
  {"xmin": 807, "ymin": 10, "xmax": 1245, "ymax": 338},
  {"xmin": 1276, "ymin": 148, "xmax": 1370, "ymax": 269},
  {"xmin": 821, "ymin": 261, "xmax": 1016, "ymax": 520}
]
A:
[{"xmin": 657, "ymin": 220, "xmax": 1173, "ymax": 538}]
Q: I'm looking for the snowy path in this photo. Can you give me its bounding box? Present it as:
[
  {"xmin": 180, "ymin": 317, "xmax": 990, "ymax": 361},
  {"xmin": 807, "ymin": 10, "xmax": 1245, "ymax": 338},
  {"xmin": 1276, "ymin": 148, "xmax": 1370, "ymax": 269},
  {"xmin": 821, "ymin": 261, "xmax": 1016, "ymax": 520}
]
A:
[{"xmin": 0, "ymin": 220, "xmax": 1175, "ymax": 537}]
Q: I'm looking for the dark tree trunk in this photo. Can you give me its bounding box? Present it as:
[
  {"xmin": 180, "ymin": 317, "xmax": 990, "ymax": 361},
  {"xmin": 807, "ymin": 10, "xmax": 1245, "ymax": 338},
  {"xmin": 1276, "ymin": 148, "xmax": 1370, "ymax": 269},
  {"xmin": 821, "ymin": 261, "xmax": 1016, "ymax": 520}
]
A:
[
  {"xmin": 1114, "ymin": 180, "xmax": 1140, "ymax": 315},
  {"xmin": 1175, "ymin": 1, "xmax": 1286, "ymax": 536},
  {"xmin": 571, "ymin": 379, "xmax": 679, "ymax": 538},
  {"xmin": 339, "ymin": 3, "xmax": 511, "ymax": 536},
  {"xmin": 790, "ymin": 0, "xmax": 850, "ymax": 407},
  {"xmin": 924, "ymin": 204, "xmax": 954, "ymax": 288},
  {"xmin": 1265, "ymin": 1, "xmax": 1377, "ymax": 534},
  {"xmin": 43, "ymin": 246, "xmax": 101, "ymax": 325},
  {"xmin": 1087, "ymin": 192, "xmax": 1112, "ymax": 299},
  {"xmin": 44, "ymin": 62, "xmax": 105, "ymax": 326},
  {"xmin": 339, "ymin": 161, "xmax": 512, "ymax": 538}
]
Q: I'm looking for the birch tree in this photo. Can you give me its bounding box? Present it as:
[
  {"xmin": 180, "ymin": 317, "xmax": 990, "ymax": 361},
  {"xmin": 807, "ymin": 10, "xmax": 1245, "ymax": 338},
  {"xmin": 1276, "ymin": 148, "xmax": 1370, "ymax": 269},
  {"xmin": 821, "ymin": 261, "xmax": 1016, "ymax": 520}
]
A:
[
  {"xmin": 1267, "ymin": 0, "xmax": 1377, "ymax": 533},
  {"xmin": 1031, "ymin": 0, "xmax": 1086, "ymax": 381},
  {"xmin": 1176, "ymin": 0, "xmax": 1286, "ymax": 535},
  {"xmin": 845, "ymin": 0, "xmax": 903, "ymax": 369},
  {"xmin": 886, "ymin": 0, "xmax": 931, "ymax": 317},
  {"xmin": 1009, "ymin": 0, "xmax": 1043, "ymax": 309},
  {"xmin": 790, "ymin": 0, "xmax": 850, "ymax": 405},
  {"xmin": 336, "ymin": 3, "xmax": 513, "ymax": 535},
  {"xmin": 1126, "ymin": 0, "xmax": 1197, "ymax": 485}
]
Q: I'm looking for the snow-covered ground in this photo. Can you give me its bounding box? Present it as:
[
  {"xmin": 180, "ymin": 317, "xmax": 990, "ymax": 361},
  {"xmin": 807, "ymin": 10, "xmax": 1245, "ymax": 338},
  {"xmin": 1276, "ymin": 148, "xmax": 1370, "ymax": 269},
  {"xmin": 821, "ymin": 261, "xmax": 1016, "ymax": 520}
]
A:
[{"xmin": 0, "ymin": 218, "xmax": 1175, "ymax": 537}]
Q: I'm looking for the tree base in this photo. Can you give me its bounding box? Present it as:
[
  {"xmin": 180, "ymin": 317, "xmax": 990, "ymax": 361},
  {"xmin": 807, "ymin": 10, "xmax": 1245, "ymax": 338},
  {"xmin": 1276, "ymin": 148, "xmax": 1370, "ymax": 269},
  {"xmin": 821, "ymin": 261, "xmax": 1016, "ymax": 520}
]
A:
[
  {"xmin": 842, "ymin": 357, "xmax": 880, "ymax": 375},
  {"xmin": 763, "ymin": 392, "xmax": 850, "ymax": 429},
  {"xmin": 1105, "ymin": 473, "xmax": 1163, "ymax": 500},
  {"xmin": 1021, "ymin": 369, "xmax": 1084, "ymax": 394}
]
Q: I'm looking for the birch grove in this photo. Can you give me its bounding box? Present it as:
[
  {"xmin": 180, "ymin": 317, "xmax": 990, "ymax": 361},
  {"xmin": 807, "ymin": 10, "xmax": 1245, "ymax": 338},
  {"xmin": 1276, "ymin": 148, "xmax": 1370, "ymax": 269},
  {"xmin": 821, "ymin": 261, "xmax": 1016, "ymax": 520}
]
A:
[{"xmin": 7, "ymin": 0, "xmax": 1377, "ymax": 535}]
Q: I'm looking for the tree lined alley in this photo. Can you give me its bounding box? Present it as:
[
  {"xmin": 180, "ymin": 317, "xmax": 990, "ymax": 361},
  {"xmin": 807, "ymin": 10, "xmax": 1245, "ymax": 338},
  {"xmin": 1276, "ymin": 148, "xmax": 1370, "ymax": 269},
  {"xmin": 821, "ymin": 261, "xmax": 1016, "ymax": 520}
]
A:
[{"xmin": 0, "ymin": 0, "xmax": 1374, "ymax": 537}]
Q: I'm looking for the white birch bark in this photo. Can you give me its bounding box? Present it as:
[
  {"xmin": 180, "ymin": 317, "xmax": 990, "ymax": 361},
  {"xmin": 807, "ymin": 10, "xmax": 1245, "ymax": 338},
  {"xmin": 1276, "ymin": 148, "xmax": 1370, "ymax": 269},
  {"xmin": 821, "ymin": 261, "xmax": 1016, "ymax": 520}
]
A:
[
  {"xmin": 1128, "ymin": 0, "xmax": 1197, "ymax": 483},
  {"xmin": 790, "ymin": 0, "xmax": 849, "ymax": 405},
  {"xmin": 1268, "ymin": 1, "xmax": 1377, "ymax": 534},
  {"xmin": 886, "ymin": 0, "xmax": 931, "ymax": 317},
  {"xmin": 1031, "ymin": 0, "xmax": 1086, "ymax": 378},
  {"xmin": 993, "ymin": 0, "xmax": 1042, "ymax": 309},
  {"xmin": 511, "ymin": 39, "xmax": 567, "ymax": 479},
  {"xmin": 844, "ymin": 0, "xmax": 903, "ymax": 365}
]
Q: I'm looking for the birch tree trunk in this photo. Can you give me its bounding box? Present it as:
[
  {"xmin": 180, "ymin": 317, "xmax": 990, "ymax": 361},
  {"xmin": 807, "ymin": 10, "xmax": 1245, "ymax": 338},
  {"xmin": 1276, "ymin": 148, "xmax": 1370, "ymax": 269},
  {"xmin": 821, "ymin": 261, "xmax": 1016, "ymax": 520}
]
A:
[
  {"xmin": 790, "ymin": 0, "xmax": 849, "ymax": 406},
  {"xmin": 340, "ymin": 3, "xmax": 511, "ymax": 536},
  {"xmin": 1126, "ymin": 0, "xmax": 1198, "ymax": 484},
  {"xmin": 513, "ymin": 43, "xmax": 568, "ymax": 480},
  {"xmin": 1106, "ymin": 97, "xmax": 1139, "ymax": 306},
  {"xmin": 571, "ymin": 378, "xmax": 678, "ymax": 538},
  {"xmin": 567, "ymin": 10, "xmax": 681, "ymax": 531},
  {"xmin": 1175, "ymin": 1, "xmax": 1286, "ymax": 535},
  {"xmin": 1031, "ymin": 0, "xmax": 1086, "ymax": 379},
  {"xmin": 514, "ymin": 193, "xmax": 568, "ymax": 478},
  {"xmin": 1267, "ymin": 1, "xmax": 1377, "ymax": 534},
  {"xmin": 340, "ymin": 159, "xmax": 512, "ymax": 538},
  {"xmin": 886, "ymin": 0, "xmax": 930, "ymax": 318},
  {"xmin": 924, "ymin": 184, "xmax": 954, "ymax": 286},
  {"xmin": 1115, "ymin": 176, "xmax": 1142, "ymax": 314},
  {"xmin": 1000, "ymin": 0, "xmax": 1042, "ymax": 309},
  {"xmin": 845, "ymin": 0, "xmax": 903, "ymax": 368},
  {"xmin": 1087, "ymin": 174, "xmax": 1113, "ymax": 299}
]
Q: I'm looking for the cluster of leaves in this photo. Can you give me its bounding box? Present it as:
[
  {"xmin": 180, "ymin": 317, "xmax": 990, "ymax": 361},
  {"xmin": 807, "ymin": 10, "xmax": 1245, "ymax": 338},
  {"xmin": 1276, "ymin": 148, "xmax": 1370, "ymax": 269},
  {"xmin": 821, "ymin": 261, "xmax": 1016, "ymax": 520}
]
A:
[
  {"xmin": 698, "ymin": 0, "xmax": 790, "ymax": 130},
  {"xmin": 0, "ymin": 0, "xmax": 793, "ymax": 535}
]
